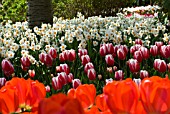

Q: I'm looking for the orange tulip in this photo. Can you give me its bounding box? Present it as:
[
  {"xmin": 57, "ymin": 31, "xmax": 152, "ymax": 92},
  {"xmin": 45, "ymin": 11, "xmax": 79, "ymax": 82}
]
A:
[
  {"xmin": 0, "ymin": 77, "xmax": 46, "ymax": 114},
  {"xmin": 67, "ymin": 84, "xmax": 96, "ymax": 109},
  {"xmin": 38, "ymin": 93, "xmax": 85, "ymax": 114},
  {"xmin": 140, "ymin": 76, "xmax": 170, "ymax": 114},
  {"xmin": 103, "ymin": 78, "xmax": 140, "ymax": 114}
]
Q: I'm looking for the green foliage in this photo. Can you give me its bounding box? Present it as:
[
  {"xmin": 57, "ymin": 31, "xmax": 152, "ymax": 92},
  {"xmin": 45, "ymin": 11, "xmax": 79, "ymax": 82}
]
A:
[{"xmin": 0, "ymin": 0, "xmax": 27, "ymax": 22}]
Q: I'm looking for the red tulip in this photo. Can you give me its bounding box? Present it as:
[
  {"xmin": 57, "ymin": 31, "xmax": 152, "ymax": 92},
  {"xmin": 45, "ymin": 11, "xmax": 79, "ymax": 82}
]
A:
[
  {"xmin": 114, "ymin": 70, "xmax": 124, "ymax": 80},
  {"xmin": 150, "ymin": 45, "xmax": 158, "ymax": 56},
  {"xmin": 128, "ymin": 59, "xmax": 140, "ymax": 73},
  {"xmin": 44, "ymin": 54, "xmax": 53, "ymax": 67},
  {"xmin": 48, "ymin": 47, "xmax": 57, "ymax": 59},
  {"xmin": 67, "ymin": 73, "xmax": 74, "ymax": 83},
  {"xmin": 117, "ymin": 48, "xmax": 126, "ymax": 60},
  {"xmin": 78, "ymin": 49, "xmax": 88, "ymax": 58},
  {"xmin": 68, "ymin": 49, "xmax": 76, "ymax": 61},
  {"xmin": 28, "ymin": 69, "xmax": 35, "ymax": 78},
  {"xmin": 105, "ymin": 54, "xmax": 114, "ymax": 66},
  {"xmin": 81, "ymin": 55, "xmax": 91, "ymax": 66},
  {"xmin": 72, "ymin": 79, "xmax": 81, "ymax": 89},
  {"xmin": 135, "ymin": 39, "xmax": 143, "ymax": 45},
  {"xmin": 154, "ymin": 59, "xmax": 167, "ymax": 72},
  {"xmin": 84, "ymin": 62, "xmax": 94, "ymax": 74},
  {"xmin": 1, "ymin": 59, "xmax": 14, "ymax": 76},
  {"xmin": 20, "ymin": 56, "xmax": 31, "ymax": 71},
  {"xmin": 87, "ymin": 68, "xmax": 96, "ymax": 80},
  {"xmin": 133, "ymin": 51, "xmax": 143, "ymax": 63},
  {"xmin": 140, "ymin": 70, "xmax": 149, "ymax": 79},
  {"xmin": 100, "ymin": 45, "xmax": 107, "ymax": 57},
  {"xmin": 139, "ymin": 47, "xmax": 150, "ymax": 59},
  {"xmin": 60, "ymin": 64, "xmax": 70, "ymax": 75},
  {"xmin": 0, "ymin": 78, "xmax": 6, "ymax": 88}
]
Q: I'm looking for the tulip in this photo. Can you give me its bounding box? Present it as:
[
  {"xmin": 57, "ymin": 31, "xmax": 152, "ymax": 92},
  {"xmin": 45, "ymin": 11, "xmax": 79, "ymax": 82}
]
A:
[
  {"xmin": 140, "ymin": 76, "xmax": 170, "ymax": 113},
  {"xmin": 114, "ymin": 70, "xmax": 124, "ymax": 80},
  {"xmin": 68, "ymin": 49, "xmax": 76, "ymax": 61},
  {"xmin": 160, "ymin": 45, "xmax": 170, "ymax": 58},
  {"xmin": 150, "ymin": 45, "xmax": 158, "ymax": 56},
  {"xmin": 48, "ymin": 47, "xmax": 57, "ymax": 59},
  {"xmin": 100, "ymin": 45, "xmax": 107, "ymax": 57},
  {"xmin": 0, "ymin": 78, "xmax": 6, "ymax": 88},
  {"xmin": 106, "ymin": 43, "xmax": 114, "ymax": 54},
  {"xmin": 58, "ymin": 72, "xmax": 68, "ymax": 85},
  {"xmin": 38, "ymin": 93, "xmax": 85, "ymax": 114},
  {"xmin": 103, "ymin": 78, "xmax": 139, "ymax": 113},
  {"xmin": 139, "ymin": 47, "xmax": 149, "ymax": 59},
  {"xmin": 56, "ymin": 66, "xmax": 61, "ymax": 73},
  {"xmin": 114, "ymin": 45, "xmax": 121, "ymax": 53},
  {"xmin": 72, "ymin": 79, "xmax": 81, "ymax": 89},
  {"xmin": 1, "ymin": 59, "xmax": 14, "ymax": 76},
  {"xmin": 117, "ymin": 48, "xmax": 126, "ymax": 60},
  {"xmin": 153, "ymin": 59, "xmax": 167, "ymax": 72},
  {"xmin": 67, "ymin": 73, "xmax": 74, "ymax": 83},
  {"xmin": 20, "ymin": 56, "xmax": 31, "ymax": 71},
  {"xmin": 39, "ymin": 52, "xmax": 46, "ymax": 63},
  {"xmin": 105, "ymin": 78, "xmax": 113, "ymax": 85},
  {"xmin": 84, "ymin": 62, "xmax": 94, "ymax": 74},
  {"xmin": 60, "ymin": 64, "xmax": 70, "ymax": 75},
  {"xmin": 105, "ymin": 54, "xmax": 114, "ymax": 66},
  {"xmin": 130, "ymin": 44, "xmax": 141, "ymax": 55},
  {"xmin": 87, "ymin": 68, "xmax": 96, "ymax": 80},
  {"xmin": 135, "ymin": 39, "xmax": 143, "ymax": 45},
  {"xmin": 78, "ymin": 49, "xmax": 88, "ymax": 58},
  {"xmin": 28, "ymin": 69, "xmax": 35, "ymax": 78},
  {"xmin": 52, "ymin": 76, "xmax": 63, "ymax": 90},
  {"xmin": 133, "ymin": 51, "xmax": 143, "ymax": 62},
  {"xmin": 155, "ymin": 41, "xmax": 163, "ymax": 50},
  {"xmin": 120, "ymin": 45, "xmax": 128, "ymax": 55},
  {"xmin": 140, "ymin": 70, "xmax": 149, "ymax": 79},
  {"xmin": 128, "ymin": 59, "xmax": 140, "ymax": 73},
  {"xmin": 81, "ymin": 55, "xmax": 91, "ymax": 66},
  {"xmin": 133, "ymin": 78, "xmax": 141, "ymax": 88},
  {"xmin": 44, "ymin": 54, "xmax": 53, "ymax": 67},
  {"xmin": 45, "ymin": 85, "xmax": 50, "ymax": 93}
]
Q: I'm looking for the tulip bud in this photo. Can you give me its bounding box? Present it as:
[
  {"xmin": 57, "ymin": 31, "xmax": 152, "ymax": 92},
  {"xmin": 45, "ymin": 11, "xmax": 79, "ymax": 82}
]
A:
[
  {"xmin": 128, "ymin": 59, "xmax": 140, "ymax": 73},
  {"xmin": 139, "ymin": 47, "xmax": 149, "ymax": 59},
  {"xmin": 45, "ymin": 85, "xmax": 50, "ymax": 92},
  {"xmin": 68, "ymin": 49, "xmax": 76, "ymax": 61},
  {"xmin": 1, "ymin": 59, "xmax": 14, "ymax": 76},
  {"xmin": 78, "ymin": 49, "xmax": 88, "ymax": 58},
  {"xmin": 52, "ymin": 76, "xmax": 63, "ymax": 90},
  {"xmin": 117, "ymin": 48, "xmax": 126, "ymax": 60},
  {"xmin": 28, "ymin": 69, "xmax": 35, "ymax": 78},
  {"xmin": 105, "ymin": 54, "xmax": 114, "ymax": 66},
  {"xmin": 60, "ymin": 64, "xmax": 70, "ymax": 75},
  {"xmin": 135, "ymin": 39, "xmax": 143, "ymax": 45},
  {"xmin": 84, "ymin": 62, "xmax": 94, "ymax": 74},
  {"xmin": 140, "ymin": 70, "xmax": 149, "ymax": 79},
  {"xmin": 115, "ymin": 70, "xmax": 124, "ymax": 80},
  {"xmin": 150, "ymin": 45, "xmax": 158, "ymax": 56},
  {"xmin": 21, "ymin": 56, "xmax": 31, "ymax": 71},
  {"xmin": 87, "ymin": 68, "xmax": 96, "ymax": 80},
  {"xmin": 48, "ymin": 47, "xmax": 57, "ymax": 59},
  {"xmin": 39, "ymin": 52, "xmax": 46, "ymax": 63},
  {"xmin": 98, "ymin": 74, "xmax": 102, "ymax": 80},
  {"xmin": 81, "ymin": 55, "xmax": 90, "ymax": 66},
  {"xmin": 133, "ymin": 51, "xmax": 143, "ymax": 63},
  {"xmin": 153, "ymin": 59, "xmax": 167, "ymax": 72},
  {"xmin": 99, "ymin": 46, "xmax": 107, "ymax": 56},
  {"xmin": 72, "ymin": 79, "xmax": 81, "ymax": 89},
  {"xmin": 0, "ymin": 78, "xmax": 6, "ymax": 88},
  {"xmin": 44, "ymin": 54, "xmax": 53, "ymax": 67},
  {"xmin": 67, "ymin": 73, "xmax": 74, "ymax": 83}
]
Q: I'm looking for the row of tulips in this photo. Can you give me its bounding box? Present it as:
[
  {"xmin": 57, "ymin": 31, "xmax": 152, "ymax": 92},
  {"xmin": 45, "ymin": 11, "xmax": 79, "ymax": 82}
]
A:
[{"xmin": 1, "ymin": 76, "xmax": 170, "ymax": 114}]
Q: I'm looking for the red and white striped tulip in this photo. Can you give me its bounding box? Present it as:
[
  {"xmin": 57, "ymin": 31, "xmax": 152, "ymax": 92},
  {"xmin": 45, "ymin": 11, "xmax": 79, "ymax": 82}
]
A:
[
  {"xmin": 155, "ymin": 41, "xmax": 163, "ymax": 50},
  {"xmin": 78, "ymin": 49, "xmax": 88, "ymax": 58},
  {"xmin": 28, "ymin": 69, "xmax": 35, "ymax": 78},
  {"xmin": 84, "ymin": 62, "xmax": 94, "ymax": 74},
  {"xmin": 139, "ymin": 47, "xmax": 150, "ymax": 59},
  {"xmin": 48, "ymin": 47, "xmax": 57, "ymax": 59},
  {"xmin": 133, "ymin": 51, "xmax": 143, "ymax": 63},
  {"xmin": 117, "ymin": 48, "xmax": 126, "ymax": 60},
  {"xmin": 21, "ymin": 56, "xmax": 31, "ymax": 71},
  {"xmin": 81, "ymin": 55, "xmax": 91, "ymax": 66},
  {"xmin": 39, "ymin": 52, "xmax": 46, "ymax": 63},
  {"xmin": 52, "ymin": 76, "xmax": 63, "ymax": 90},
  {"xmin": 140, "ymin": 70, "xmax": 149, "ymax": 79},
  {"xmin": 160, "ymin": 45, "xmax": 170, "ymax": 58},
  {"xmin": 72, "ymin": 79, "xmax": 81, "ymax": 89},
  {"xmin": 114, "ymin": 70, "xmax": 124, "ymax": 80},
  {"xmin": 120, "ymin": 45, "xmax": 128, "ymax": 55},
  {"xmin": 99, "ymin": 45, "xmax": 107, "ymax": 57},
  {"xmin": 153, "ymin": 59, "xmax": 167, "ymax": 72},
  {"xmin": 135, "ymin": 39, "xmax": 143, "ymax": 45},
  {"xmin": 150, "ymin": 45, "xmax": 158, "ymax": 56},
  {"xmin": 68, "ymin": 49, "xmax": 76, "ymax": 61},
  {"xmin": 67, "ymin": 73, "xmax": 74, "ymax": 83},
  {"xmin": 57, "ymin": 72, "xmax": 68, "ymax": 85},
  {"xmin": 45, "ymin": 85, "xmax": 50, "ymax": 92},
  {"xmin": 105, "ymin": 54, "xmax": 114, "ymax": 66},
  {"xmin": 44, "ymin": 54, "xmax": 53, "ymax": 67},
  {"xmin": 1, "ymin": 59, "xmax": 14, "ymax": 76},
  {"xmin": 87, "ymin": 68, "xmax": 96, "ymax": 80},
  {"xmin": 0, "ymin": 78, "xmax": 6, "ymax": 88},
  {"xmin": 106, "ymin": 43, "xmax": 115, "ymax": 54},
  {"xmin": 128, "ymin": 59, "xmax": 140, "ymax": 73},
  {"xmin": 60, "ymin": 64, "xmax": 70, "ymax": 75}
]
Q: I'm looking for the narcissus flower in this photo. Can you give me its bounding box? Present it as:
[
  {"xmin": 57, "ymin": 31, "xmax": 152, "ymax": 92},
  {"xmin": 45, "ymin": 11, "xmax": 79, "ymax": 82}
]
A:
[{"xmin": 38, "ymin": 93, "xmax": 85, "ymax": 114}]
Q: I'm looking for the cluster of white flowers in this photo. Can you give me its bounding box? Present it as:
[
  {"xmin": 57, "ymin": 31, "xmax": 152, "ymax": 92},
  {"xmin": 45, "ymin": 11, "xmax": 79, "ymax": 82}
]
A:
[{"xmin": 0, "ymin": 6, "xmax": 169, "ymax": 62}]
